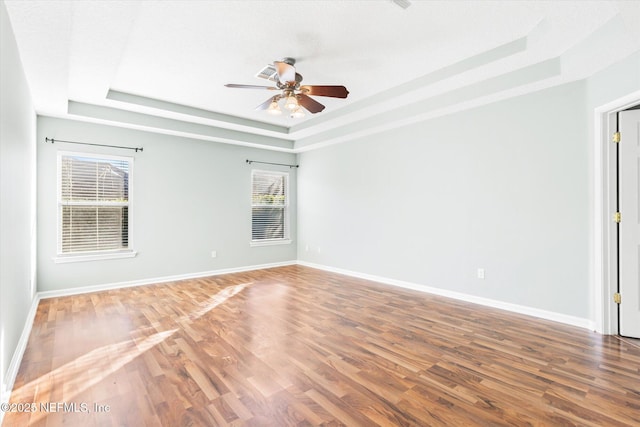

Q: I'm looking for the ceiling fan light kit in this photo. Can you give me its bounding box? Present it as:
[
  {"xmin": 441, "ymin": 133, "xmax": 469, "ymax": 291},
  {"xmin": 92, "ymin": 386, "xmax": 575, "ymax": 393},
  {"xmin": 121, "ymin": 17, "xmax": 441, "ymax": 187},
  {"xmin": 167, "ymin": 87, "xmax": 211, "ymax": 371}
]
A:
[
  {"xmin": 266, "ymin": 100, "xmax": 282, "ymax": 115},
  {"xmin": 290, "ymin": 106, "xmax": 305, "ymax": 119},
  {"xmin": 225, "ymin": 57, "xmax": 349, "ymax": 119},
  {"xmin": 285, "ymin": 93, "xmax": 299, "ymax": 110}
]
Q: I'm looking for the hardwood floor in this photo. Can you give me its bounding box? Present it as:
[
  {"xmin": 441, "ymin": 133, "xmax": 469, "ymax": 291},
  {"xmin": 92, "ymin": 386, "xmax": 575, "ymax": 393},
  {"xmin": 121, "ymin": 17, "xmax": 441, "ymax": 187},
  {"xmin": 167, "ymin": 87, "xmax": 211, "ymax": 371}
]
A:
[{"xmin": 4, "ymin": 265, "xmax": 640, "ymax": 426}]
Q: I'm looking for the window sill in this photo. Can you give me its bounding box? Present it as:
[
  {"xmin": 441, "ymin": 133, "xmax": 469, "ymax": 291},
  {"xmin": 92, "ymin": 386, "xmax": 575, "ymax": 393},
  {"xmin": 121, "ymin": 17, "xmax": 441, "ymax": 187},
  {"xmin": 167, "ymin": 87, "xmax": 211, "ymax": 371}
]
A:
[
  {"xmin": 53, "ymin": 250, "xmax": 137, "ymax": 264},
  {"xmin": 250, "ymin": 239, "xmax": 292, "ymax": 247}
]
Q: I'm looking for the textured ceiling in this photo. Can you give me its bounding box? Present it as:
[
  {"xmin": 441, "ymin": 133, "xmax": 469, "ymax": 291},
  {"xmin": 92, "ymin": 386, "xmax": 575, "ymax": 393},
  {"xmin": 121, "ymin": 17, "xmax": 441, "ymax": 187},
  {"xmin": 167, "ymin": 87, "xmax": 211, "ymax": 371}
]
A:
[{"xmin": 4, "ymin": 0, "xmax": 640, "ymax": 151}]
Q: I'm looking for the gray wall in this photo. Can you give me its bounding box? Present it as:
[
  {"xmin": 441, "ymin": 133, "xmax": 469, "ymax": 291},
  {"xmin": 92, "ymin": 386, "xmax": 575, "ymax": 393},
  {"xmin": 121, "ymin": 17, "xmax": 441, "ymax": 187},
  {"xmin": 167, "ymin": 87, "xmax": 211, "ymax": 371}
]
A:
[
  {"xmin": 297, "ymin": 50, "xmax": 640, "ymax": 322},
  {"xmin": 298, "ymin": 81, "xmax": 592, "ymax": 318},
  {"xmin": 0, "ymin": 1, "xmax": 37, "ymax": 399},
  {"xmin": 37, "ymin": 118, "xmax": 297, "ymax": 292}
]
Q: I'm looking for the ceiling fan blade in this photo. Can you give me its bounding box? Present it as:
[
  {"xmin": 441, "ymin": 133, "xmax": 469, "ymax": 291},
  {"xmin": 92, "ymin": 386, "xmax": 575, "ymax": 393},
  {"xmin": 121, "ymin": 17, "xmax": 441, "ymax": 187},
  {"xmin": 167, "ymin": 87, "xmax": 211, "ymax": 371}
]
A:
[
  {"xmin": 274, "ymin": 61, "xmax": 296, "ymax": 84},
  {"xmin": 255, "ymin": 96, "xmax": 279, "ymax": 111},
  {"xmin": 225, "ymin": 84, "xmax": 278, "ymax": 90},
  {"xmin": 297, "ymin": 94, "xmax": 325, "ymax": 114},
  {"xmin": 299, "ymin": 85, "xmax": 349, "ymax": 98}
]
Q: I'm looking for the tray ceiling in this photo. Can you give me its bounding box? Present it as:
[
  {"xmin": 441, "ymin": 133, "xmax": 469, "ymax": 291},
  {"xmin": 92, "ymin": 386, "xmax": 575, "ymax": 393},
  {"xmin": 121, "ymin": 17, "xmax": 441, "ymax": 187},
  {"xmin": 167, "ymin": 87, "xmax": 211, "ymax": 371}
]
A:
[{"xmin": 4, "ymin": 0, "xmax": 640, "ymax": 151}]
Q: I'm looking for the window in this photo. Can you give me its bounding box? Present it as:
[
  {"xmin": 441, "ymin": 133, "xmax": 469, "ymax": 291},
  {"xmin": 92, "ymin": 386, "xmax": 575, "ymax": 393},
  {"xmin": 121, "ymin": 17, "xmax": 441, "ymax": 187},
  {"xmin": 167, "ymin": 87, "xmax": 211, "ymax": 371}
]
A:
[
  {"xmin": 251, "ymin": 170, "xmax": 290, "ymax": 245},
  {"xmin": 57, "ymin": 152, "xmax": 134, "ymax": 261}
]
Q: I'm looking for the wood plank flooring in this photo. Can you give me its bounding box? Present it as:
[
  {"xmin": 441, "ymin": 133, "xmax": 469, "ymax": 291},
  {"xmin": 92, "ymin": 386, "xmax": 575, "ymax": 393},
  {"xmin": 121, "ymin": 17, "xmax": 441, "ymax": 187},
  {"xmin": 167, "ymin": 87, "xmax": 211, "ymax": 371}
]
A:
[{"xmin": 4, "ymin": 265, "xmax": 640, "ymax": 426}]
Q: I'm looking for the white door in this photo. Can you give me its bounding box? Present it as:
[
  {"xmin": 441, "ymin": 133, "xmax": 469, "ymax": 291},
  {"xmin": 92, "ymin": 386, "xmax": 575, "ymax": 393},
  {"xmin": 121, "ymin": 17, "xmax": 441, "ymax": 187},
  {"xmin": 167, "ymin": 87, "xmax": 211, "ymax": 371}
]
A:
[{"xmin": 619, "ymin": 109, "xmax": 640, "ymax": 338}]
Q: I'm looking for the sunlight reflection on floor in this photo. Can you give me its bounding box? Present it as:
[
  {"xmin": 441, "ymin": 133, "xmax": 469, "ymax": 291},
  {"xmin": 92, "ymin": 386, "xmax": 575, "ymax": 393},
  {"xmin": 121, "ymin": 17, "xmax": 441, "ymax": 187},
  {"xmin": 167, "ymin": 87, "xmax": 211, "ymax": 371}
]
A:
[{"xmin": 9, "ymin": 281, "xmax": 252, "ymax": 424}]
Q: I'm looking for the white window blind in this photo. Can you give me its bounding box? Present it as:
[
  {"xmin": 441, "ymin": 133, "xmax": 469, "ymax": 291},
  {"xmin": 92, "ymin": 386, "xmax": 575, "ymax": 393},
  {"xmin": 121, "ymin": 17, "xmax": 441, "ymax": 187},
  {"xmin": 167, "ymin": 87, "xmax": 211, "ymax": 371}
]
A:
[
  {"xmin": 58, "ymin": 153, "xmax": 132, "ymax": 255},
  {"xmin": 251, "ymin": 170, "xmax": 288, "ymax": 242}
]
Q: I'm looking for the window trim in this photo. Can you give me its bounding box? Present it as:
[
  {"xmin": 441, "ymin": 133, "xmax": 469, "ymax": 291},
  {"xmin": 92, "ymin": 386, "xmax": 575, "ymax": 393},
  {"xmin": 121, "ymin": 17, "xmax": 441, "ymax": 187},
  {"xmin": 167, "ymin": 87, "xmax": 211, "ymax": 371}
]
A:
[
  {"xmin": 250, "ymin": 169, "xmax": 290, "ymax": 246},
  {"xmin": 54, "ymin": 151, "xmax": 136, "ymax": 263},
  {"xmin": 53, "ymin": 250, "xmax": 137, "ymax": 264},
  {"xmin": 249, "ymin": 238, "xmax": 292, "ymax": 248}
]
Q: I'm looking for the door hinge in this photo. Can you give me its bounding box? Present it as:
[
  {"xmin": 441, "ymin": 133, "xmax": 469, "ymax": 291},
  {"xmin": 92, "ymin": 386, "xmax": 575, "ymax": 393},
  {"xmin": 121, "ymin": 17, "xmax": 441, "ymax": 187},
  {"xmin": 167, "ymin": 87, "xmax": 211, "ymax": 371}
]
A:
[
  {"xmin": 614, "ymin": 293, "xmax": 621, "ymax": 304},
  {"xmin": 613, "ymin": 212, "xmax": 621, "ymax": 223},
  {"xmin": 612, "ymin": 132, "xmax": 621, "ymax": 143}
]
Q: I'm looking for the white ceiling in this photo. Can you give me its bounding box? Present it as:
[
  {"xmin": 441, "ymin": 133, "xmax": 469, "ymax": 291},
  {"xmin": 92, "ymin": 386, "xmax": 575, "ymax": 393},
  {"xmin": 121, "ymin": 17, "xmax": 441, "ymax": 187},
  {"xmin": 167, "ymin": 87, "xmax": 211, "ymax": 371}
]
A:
[{"xmin": 4, "ymin": 0, "xmax": 640, "ymax": 151}]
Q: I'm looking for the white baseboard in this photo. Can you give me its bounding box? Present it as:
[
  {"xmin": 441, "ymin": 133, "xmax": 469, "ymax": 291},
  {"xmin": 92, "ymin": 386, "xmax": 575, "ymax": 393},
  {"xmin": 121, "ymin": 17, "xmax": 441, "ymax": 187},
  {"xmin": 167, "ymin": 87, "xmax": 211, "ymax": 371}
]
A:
[
  {"xmin": 1, "ymin": 257, "xmax": 595, "ymax": 423},
  {"xmin": 1, "ymin": 259, "xmax": 297, "ymax": 422},
  {"xmin": 38, "ymin": 260, "xmax": 297, "ymax": 300},
  {"xmin": 297, "ymin": 260, "xmax": 596, "ymax": 331},
  {"xmin": 1, "ymin": 293, "xmax": 40, "ymax": 423},
  {"xmin": 38, "ymin": 258, "xmax": 596, "ymax": 329}
]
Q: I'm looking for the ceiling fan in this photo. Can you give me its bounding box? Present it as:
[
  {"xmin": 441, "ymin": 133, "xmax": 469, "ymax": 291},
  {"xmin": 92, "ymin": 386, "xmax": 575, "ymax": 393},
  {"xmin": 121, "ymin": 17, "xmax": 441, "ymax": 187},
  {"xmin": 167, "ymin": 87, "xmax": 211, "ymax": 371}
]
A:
[{"xmin": 225, "ymin": 57, "xmax": 349, "ymax": 118}]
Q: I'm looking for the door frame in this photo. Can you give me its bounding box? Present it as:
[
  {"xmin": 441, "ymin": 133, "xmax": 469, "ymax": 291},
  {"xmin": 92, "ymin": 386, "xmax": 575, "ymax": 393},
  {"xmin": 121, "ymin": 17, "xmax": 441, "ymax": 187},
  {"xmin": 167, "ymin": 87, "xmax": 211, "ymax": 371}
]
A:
[{"xmin": 593, "ymin": 89, "xmax": 640, "ymax": 334}]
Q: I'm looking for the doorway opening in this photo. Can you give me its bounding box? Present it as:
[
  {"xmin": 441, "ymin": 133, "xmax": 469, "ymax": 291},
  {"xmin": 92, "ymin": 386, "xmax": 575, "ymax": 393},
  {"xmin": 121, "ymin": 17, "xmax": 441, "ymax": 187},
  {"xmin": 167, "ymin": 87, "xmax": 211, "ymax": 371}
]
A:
[{"xmin": 593, "ymin": 90, "xmax": 640, "ymax": 335}]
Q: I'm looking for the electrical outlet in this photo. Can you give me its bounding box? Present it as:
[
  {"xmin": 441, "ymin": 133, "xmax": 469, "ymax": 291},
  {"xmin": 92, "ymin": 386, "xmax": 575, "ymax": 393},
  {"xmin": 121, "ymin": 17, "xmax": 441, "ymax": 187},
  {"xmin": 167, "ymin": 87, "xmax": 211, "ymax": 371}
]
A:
[
  {"xmin": 211, "ymin": 251, "xmax": 217, "ymax": 258},
  {"xmin": 305, "ymin": 245, "xmax": 310, "ymax": 252},
  {"xmin": 477, "ymin": 268, "xmax": 485, "ymax": 279}
]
